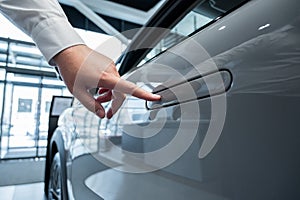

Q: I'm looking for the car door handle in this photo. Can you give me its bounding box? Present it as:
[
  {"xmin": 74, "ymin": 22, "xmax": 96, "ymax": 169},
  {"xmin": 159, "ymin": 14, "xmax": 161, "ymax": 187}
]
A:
[{"xmin": 146, "ymin": 69, "xmax": 232, "ymax": 110}]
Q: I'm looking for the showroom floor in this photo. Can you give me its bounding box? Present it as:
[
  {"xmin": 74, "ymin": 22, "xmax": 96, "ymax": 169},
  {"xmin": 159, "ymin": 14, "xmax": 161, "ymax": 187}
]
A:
[
  {"xmin": 0, "ymin": 182, "xmax": 46, "ymax": 200},
  {"xmin": 0, "ymin": 159, "xmax": 46, "ymax": 200}
]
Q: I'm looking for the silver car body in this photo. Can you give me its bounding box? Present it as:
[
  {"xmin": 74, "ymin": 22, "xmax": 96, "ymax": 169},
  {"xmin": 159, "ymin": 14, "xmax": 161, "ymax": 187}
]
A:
[{"xmin": 49, "ymin": 0, "xmax": 300, "ymax": 199}]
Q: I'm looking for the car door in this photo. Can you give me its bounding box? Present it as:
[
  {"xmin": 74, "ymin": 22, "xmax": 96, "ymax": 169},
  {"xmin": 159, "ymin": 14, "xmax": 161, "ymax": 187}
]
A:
[{"xmin": 83, "ymin": 0, "xmax": 300, "ymax": 199}]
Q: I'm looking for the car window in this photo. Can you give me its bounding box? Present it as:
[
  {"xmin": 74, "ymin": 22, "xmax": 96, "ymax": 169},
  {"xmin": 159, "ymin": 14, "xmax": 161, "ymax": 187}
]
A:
[{"xmin": 138, "ymin": 0, "xmax": 248, "ymax": 66}]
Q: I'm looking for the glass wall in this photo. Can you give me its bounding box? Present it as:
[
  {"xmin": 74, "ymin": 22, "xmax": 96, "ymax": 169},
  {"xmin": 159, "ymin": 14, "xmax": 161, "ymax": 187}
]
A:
[
  {"xmin": 0, "ymin": 13, "xmax": 111, "ymax": 160},
  {"xmin": 0, "ymin": 69, "xmax": 5, "ymax": 158},
  {"xmin": 0, "ymin": 38, "xmax": 72, "ymax": 160}
]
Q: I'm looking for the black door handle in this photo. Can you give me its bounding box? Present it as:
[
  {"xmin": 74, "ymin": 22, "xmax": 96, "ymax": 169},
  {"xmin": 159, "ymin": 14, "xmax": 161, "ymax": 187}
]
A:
[{"xmin": 146, "ymin": 69, "xmax": 232, "ymax": 110}]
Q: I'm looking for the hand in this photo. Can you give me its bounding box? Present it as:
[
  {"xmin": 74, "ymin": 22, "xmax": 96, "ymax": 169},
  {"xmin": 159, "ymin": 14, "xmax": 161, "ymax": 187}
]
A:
[{"xmin": 53, "ymin": 44, "xmax": 160, "ymax": 119}]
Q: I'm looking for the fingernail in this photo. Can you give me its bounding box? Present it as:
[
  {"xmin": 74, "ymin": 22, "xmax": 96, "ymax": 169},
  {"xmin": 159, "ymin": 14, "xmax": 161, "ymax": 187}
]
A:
[
  {"xmin": 96, "ymin": 109, "xmax": 104, "ymax": 118},
  {"xmin": 107, "ymin": 110, "xmax": 113, "ymax": 119},
  {"xmin": 152, "ymin": 94, "xmax": 161, "ymax": 99}
]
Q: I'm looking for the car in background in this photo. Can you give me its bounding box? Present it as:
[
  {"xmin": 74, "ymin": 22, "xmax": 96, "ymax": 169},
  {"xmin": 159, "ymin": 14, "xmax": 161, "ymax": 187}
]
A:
[{"xmin": 45, "ymin": 0, "xmax": 300, "ymax": 199}]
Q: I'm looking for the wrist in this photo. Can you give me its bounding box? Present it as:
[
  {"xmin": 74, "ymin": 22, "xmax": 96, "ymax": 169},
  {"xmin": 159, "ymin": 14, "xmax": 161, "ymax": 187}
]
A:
[{"xmin": 53, "ymin": 44, "xmax": 90, "ymax": 67}]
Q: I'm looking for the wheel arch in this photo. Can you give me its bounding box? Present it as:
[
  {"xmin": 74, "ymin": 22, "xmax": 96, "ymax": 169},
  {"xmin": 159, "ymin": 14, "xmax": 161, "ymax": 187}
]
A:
[{"xmin": 45, "ymin": 128, "xmax": 69, "ymax": 200}]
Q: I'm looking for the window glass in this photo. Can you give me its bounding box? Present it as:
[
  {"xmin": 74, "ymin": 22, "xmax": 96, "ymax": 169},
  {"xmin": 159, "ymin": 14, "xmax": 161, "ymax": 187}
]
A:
[
  {"xmin": 0, "ymin": 68, "xmax": 5, "ymax": 80},
  {"xmin": 62, "ymin": 88, "xmax": 72, "ymax": 97},
  {"xmin": 0, "ymin": 40, "xmax": 8, "ymax": 68},
  {"xmin": 0, "ymin": 84, "xmax": 39, "ymax": 159},
  {"xmin": 6, "ymin": 72, "xmax": 41, "ymax": 84},
  {"xmin": 139, "ymin": 0, "xmax": 247, "ymax": 66},
  {"xmin": 8, "ymin": 42, "xmax": 52, "ymax": 71},
  {"xmin": 0, "ymin": 82, "xmax": 3, "ymax": 125},
  {"xmin": 42, "ymin": 76, "xmax": 65, "ymax": 86},
  {"xmin": 172, "ymin": 11, "xmax": 212, "ymax": 37},
  {"xmin": 0, "ymin": 39, "xmax": 8, "ymax": 50},
  {"xmin": 38, "ymin": 88, "xmax": 69, "ymax": 157},
  {"xmin": 0, "ymin": 82, "xmax": 3, "ymax": 157},
  {"xmin": 0, "ymin": 37, "xmax": 54, "ymax": 72}
]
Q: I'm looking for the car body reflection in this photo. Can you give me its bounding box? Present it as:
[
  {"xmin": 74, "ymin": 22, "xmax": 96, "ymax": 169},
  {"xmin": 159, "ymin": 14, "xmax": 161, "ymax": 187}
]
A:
[{"xmin": 46, "ymin": 0, "xmax": 300, "ymax": 199}]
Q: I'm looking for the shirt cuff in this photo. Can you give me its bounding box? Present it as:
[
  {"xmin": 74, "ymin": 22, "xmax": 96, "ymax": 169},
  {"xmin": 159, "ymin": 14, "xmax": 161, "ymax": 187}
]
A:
[{"xmin": 31, "ymin": 17, "xmax": 85, "ymax": 65}]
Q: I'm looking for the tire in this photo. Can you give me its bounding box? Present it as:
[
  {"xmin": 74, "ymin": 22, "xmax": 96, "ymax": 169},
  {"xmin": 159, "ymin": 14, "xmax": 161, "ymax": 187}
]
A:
[{"xmin": 48, "ymin": 152, "xmax": 63, "ymax": 200}]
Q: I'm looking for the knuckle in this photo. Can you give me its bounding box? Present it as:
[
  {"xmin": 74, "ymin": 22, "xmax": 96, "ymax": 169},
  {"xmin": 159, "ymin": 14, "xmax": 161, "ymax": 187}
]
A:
[{"xmin": 99, "ymin": 71, "xmax": 110, "ymax": 82}]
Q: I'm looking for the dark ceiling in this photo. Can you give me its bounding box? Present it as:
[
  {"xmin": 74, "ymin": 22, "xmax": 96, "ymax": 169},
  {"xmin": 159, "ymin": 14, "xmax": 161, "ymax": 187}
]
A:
[
  {"xmin": 60, "ymin": 0, "xmax": 162, "ymax": 38},
  {"xmin": 108, "ymin": 0, "xmax": 161, "ymax": 11},
  {"xmin": 61, "ymin": 5, "xmax": 140, "ymax": 35}
]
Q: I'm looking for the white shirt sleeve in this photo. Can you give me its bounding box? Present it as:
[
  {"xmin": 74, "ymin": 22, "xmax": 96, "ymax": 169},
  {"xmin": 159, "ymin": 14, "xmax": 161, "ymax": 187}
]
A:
[{"xmin": 0, "ymin": 0, "xmax": 85, "ymax": 65}]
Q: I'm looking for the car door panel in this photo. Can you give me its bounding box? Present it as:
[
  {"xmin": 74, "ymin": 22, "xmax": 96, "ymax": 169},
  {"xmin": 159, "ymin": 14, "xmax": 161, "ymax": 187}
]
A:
[
  {"xmin": 100, "ymin": 0, "xmax": 300, "ymax": 199},
  {"xmin": 71, "ymin": 0, "xmax": 300, "ymax": 199}
]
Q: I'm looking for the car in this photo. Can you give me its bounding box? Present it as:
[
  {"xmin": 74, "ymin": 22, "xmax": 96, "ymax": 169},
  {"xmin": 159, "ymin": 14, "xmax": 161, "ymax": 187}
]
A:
[{"xmin": 45, "ymin": 0, "xmax": 300, "ymax": 199}]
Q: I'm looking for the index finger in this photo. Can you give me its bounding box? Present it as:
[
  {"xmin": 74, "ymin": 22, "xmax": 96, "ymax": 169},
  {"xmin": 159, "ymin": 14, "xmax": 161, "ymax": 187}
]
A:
[{"xmin": 114, "ymin": 78, "xmax": 161, "ymax": 101}]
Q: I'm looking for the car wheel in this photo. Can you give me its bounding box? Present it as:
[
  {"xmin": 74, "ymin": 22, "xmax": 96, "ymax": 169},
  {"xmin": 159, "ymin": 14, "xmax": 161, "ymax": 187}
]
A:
[{"xmin": 48, "ymin": 152, "xmax": 63, "ymax": 200}]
